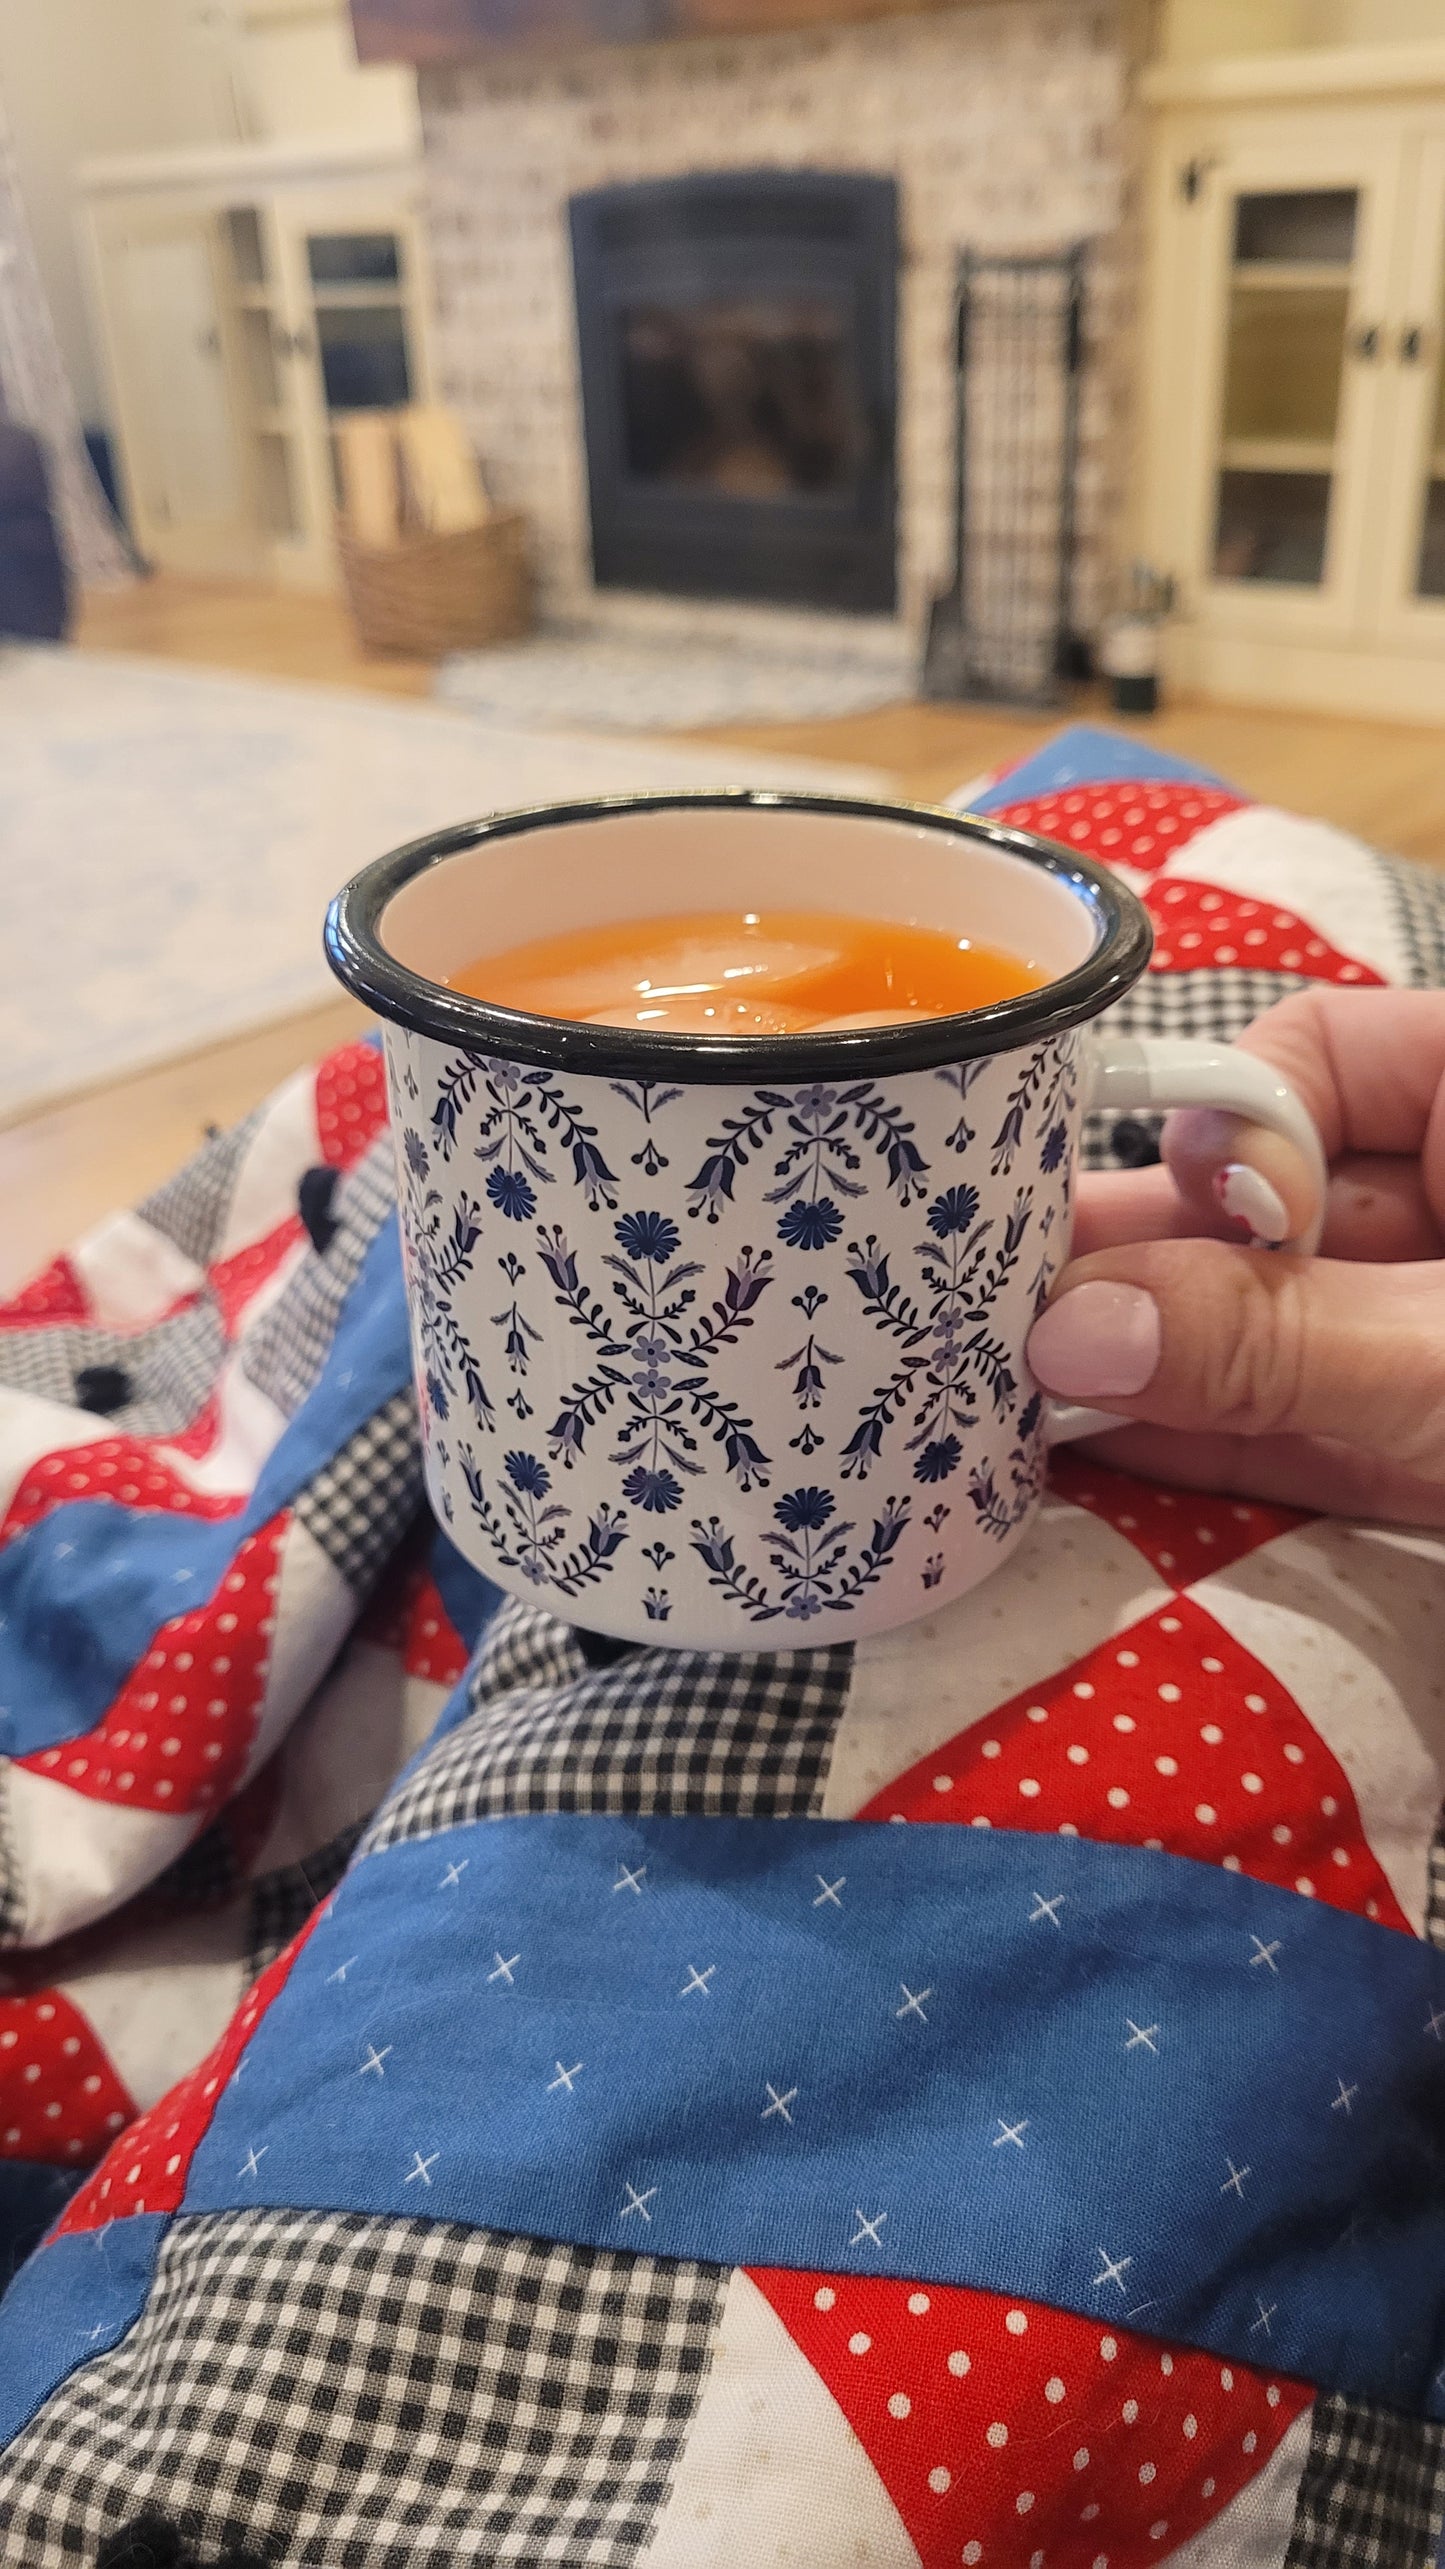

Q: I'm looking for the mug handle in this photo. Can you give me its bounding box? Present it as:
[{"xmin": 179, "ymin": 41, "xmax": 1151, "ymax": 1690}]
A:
[{"xmin": 1044, "ymin": 1032, "xmax": 1329, "ymax": 1447}]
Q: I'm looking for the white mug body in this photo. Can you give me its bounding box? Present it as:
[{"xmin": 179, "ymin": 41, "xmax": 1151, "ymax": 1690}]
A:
[
  {"xmin": 385, "ymin": 1019, "xmax": 1085, "ymax": 1645},
  {"xmin": 327, "ymin": 792, "xmax": 1150, "ymax": 1649}
]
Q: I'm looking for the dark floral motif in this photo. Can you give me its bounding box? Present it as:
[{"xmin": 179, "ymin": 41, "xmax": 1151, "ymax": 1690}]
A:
[
  {"xmin": 915, "ymin": 1436, "xmax": 962, "ymax": 1485},
  {"xmin": 690, "ymin": 1491, "xmax": 911, "ymax": 1624},
  {"xmin": 615, "ymin": 1209, "xmax": 682, "ymax": 1265},
  {"xmin": 460, "ymin": 1445, "xmax": 628, "ymax": 1597},
  {"xmin": 686, "ymin": 1082, "xmax": 931, "ymax": 1232},
  {"xmin": 403, "ymin": 1128, "xmax": 429, "ymax": 1182},
  {"xmin": 927, "ymin": 1185, "xmax": 980, "ymax": 1239},
  {"xmin": 397, "ymin": 1181, "xmax": 493, "ymax": 1434},
  {"xmin": 842, "ymin": 1185, "xmax": 1033, "ymax": 1483},
  {"xmin": 921, "ymin": 1553, "xmax": 946, "ymax": 1590},
  {"xmin": 1040, "ymin": 1120, "xmax": 1068, "ymax": 1174},
  {"xmin": 991, "ymin": 1040, "xmax": 1079, "ymax": 1177},
  {"xmin": 643, "ymin": 1586, "xmax": 672, "ymax": 1621},
  {"xmin": 612, "ymin": 1079, "xmax": 683, "ymax": 1178},
  {"xmin": 967, "ymin": 1385, "xmax": 1049, "ymax": 1544},
  {"xmin": 486, "ymin": 1164, "xmax": 537, "ymax": 1222},
  {"xmin": 539, "ymin": 1210, "xmax": 775, "ymax": 1510},
  {"xmin": 935, "ymin": 1058, "xmax": 990, "ymax": 1155},
  {"xmin": 778, "ymin": 1198, "xmax": 844, "ymax": 1252},
  {"xmin": 622, "ymin": 1464, "xmax": 684, "ymax": 1513},
  {"xmin": 776, "ymin": 1283, "xmax": 843, "ymax": 1460}
]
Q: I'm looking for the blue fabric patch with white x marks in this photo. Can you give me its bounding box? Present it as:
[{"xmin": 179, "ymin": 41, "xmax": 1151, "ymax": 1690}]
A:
[{"xmin": 182, "ymin": 1814, "xmax": 1445, "ymax": 2418}]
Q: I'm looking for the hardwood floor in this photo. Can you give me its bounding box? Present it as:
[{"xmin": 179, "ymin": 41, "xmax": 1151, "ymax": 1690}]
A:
[{"xmin": 4, "ymin": 572, "xmax": 1440, "ymax": 1295}]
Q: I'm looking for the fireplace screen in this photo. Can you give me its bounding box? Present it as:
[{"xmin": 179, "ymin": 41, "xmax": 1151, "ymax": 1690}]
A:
[
  {"xmin": 571, "ymin": 173, "xmax": 897, "ymax": 613},
  {"xmin": 619, "ymin": 299, "xmax": 861, "ymax": 500}
]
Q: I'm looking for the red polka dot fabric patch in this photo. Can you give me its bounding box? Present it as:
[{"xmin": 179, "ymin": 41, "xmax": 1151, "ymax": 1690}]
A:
[
  {"xmin": 52, "ymin": 1913, "xmax": 321, "ymax": 2237},
  {"xmin": 315, "ymin": 1041, "xmax": 389, "ymax": 1171},
  {"xmin": 2, "ymin": 1434, "xmax": 241, "ymax": 1552},
  {"xmin": 1049, "ymin": 1453, "xmax": 1308, "ymax": 1590},
  {"xmin": 17, "ymin": 1516, "xmax": 286, "ymax": 1818},
  {"xmin": 401, "ymin": 1572, "xmax": 470, "ymax": 1687},
  {"xmin": 0, "ymin": 1991, "xmax": 136, "ymax": 2169},
  {"xmin": 0, "ymin": 1255, "xmax": 91, "ymax": 1328},
  {"xmin": 751, "ymin": 2268, "xmax": 1311, "ymax": 2569},
  {"xmin": 1143, "ymin": 879, "xmax": 1383, "ymax": 984},
  {"xmin": 209, "ymin": 1216, "xmax": 305, "ymax": 1338},
  {"xmin": 860, "ymin": 1592, "xmax": 1407, "ymax": 1931},
  {"xmin": 991, "ymin": 783, "xmax": 1246, "ymax": 878}
]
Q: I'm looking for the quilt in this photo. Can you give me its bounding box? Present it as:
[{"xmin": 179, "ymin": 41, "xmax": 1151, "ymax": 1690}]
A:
[{"xmin": 1, "ymin": 727, "xmax": 1443, "ymax": 2569}]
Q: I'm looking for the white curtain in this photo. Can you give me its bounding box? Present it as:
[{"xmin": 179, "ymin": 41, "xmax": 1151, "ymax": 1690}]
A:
[{"xmin": 0, "ymin": 81, "xmax": 132, "ymax": 591}]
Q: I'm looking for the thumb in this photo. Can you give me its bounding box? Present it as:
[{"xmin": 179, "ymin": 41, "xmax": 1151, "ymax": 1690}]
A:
[{"xmin": 1026, "ymin": 1239, "xmax": 1445, "ymax": 1469}]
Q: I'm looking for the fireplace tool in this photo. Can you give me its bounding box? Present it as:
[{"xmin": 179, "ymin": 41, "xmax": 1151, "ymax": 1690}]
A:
[{"xmin": 923, "ymin": 243, "xmax": 1088, "ymax": 709}]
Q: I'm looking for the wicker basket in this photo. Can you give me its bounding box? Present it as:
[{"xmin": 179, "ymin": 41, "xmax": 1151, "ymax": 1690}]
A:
[{"xmin": 337, "ymin": 510, "xmax": 532, "ymax": 658}]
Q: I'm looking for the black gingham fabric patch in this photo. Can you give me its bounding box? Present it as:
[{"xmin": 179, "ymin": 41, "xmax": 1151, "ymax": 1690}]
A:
[
  {"xmin": 0, "ymin": 1294, "xmax": 222, "ymax": 1440},
  {"xmin": 1376, "ymin": 851, "xmax": 1445, "ymax": 990},
  {"xmin": 1282, "ymin": 2392, "xmax": 1445, "ymax": 2568},
  {"xmin": 244, "ymin": 1821, "xmax": 364, "ymax": 1981},
  {"xmin": 240, "ymin": 1140, "xmax": 397, "ymax": 1421},
  {"xmin": 292, "ymin": 1387, "xmax": 424, "ymax": 1592},
  {"xmin": 135, "ymin": 1109, "xmax": 262, "ymax": 1269},
  {"xmin": 467, "ymin": 1596, "xmax": 589, "ymax": 1703},
  {"xmin": 1081, "ymin": 967, "xmax": 1313, "ymax": 1173},
  {"xmin": 0, "ymin": 2208, "xmax": 723, "ymax": 2567},
  {"xmin": 363, "ymin": 1602, "xmax": 851, "ymax": 1855}
]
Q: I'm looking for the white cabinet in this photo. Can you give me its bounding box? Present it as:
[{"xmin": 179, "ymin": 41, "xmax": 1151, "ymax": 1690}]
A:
[
  {"xmin": 93, "ymin": 208, "xmax": 257, "ymax": 578},
  {"xmin": 1140, "ymin": 48, "xmax": 1445, "ymax": 721},
  {"xmin": 82, "ymin": 141, "xmax": 432, "ymax": 589}
]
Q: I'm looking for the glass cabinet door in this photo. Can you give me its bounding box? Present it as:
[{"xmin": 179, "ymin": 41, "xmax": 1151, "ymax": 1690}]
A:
[{"xmin": 1212, "ymin": 187, "xmax": 1359, "ymax": 589}]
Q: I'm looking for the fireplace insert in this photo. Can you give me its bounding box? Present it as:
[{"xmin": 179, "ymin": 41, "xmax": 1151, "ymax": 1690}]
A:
[{"xmin": 569, "ymin": 171, "xmax": 898, "ymax": 614}]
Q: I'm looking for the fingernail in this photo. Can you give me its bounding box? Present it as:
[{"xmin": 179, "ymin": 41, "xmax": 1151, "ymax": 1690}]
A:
[
  {"xmin": 1214, "ymin": 1161, "xmax": 1290, "ymax": 1245},
  {"xmin": 1028, "ymin": 1281, "xmax": 1162, "ymax": 1400}
]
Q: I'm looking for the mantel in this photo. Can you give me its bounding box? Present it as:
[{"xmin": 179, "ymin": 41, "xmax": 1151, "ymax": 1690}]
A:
[
  {"xmin": 350, "ymin": 0, "xmax": 977, "ymax": 68},
  {"xmin": 77, "ymin": 131, "xmax": 417, "ymax": 201},
  {"xmin": 1141, "ymin": 36, "xmax": 1445, "ymax": 110}
]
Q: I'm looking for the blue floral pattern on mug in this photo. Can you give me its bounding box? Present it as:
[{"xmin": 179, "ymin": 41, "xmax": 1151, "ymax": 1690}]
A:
[{"xmin": 387, "ymin": 1030, "xmax": 1081, "ymax": 1641}]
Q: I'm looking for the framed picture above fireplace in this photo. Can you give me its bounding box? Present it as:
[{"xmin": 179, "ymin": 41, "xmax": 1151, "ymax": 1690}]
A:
[
  {"xmin": 569, "ymin": 170, "xmax": 898, "ymax": 615},
  {"xmin": 352, "ymin": 0, "xmax": 962, "ymax": 66}
]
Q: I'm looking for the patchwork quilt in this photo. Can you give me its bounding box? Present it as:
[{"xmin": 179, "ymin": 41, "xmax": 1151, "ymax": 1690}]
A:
[{"xmin": 1, "ymin": 727, "xmax": 1444, "ymax": 2569}]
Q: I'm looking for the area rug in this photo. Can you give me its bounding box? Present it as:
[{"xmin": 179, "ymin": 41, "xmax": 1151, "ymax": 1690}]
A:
[
  {"xmin": 434, "ymin": 623, "xmax": 918, "ymax": 731},
  {"xmin": 0, "ymin": 647, "xmax": 882, "ymax": 1122}
]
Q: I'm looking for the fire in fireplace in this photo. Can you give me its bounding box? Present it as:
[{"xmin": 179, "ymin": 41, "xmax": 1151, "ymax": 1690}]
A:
[{"xmin": 569, "ymin": 171, "xmax": 898, "ymax": 614}]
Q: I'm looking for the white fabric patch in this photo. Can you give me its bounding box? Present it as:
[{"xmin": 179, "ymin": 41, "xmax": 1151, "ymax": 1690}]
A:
[
  {"xmin": 215, "ymin": 1070, "xmax": 320, "ymax": 1264},
  {"xmin": 154, "ymin": 1357, "xmax": 286, "ymax": 1505},
  {"xmin": 253, "ymin": 1637, "xmax": 441, "ymax": 1875},
  {"xmin": 238, "ymin": 1516, "xmax": 358, "ymax": 1793},
  {"xmin": 1164, "ymin": 2403, "xmax": 1312, "ymax": 2568},
  {"xmin": 642, "ymin": 2267, "xmax": 920, "ymax": 2569},
  {"xmin": 823, "ymin": 1492, "xmax": 1169, "ymax": 1818},
  {"xmin": 1158, "ymin": 807, "xmax": 1404, "ymax": 984},
  {"xmin": 1198, "ymin": 1520, "xmax": 1445, "ymax": 1934},
  {"xmin": 61, "ymin": 1898, "xmax": 247, "ymax": 2112},
  {"xmin": 5, "ymin": 1763, "xmax": 193, "ymax": 1948},
  {"xmin": 70, "ymin": 1214, "xmax": 204, "ymax": 1330}
]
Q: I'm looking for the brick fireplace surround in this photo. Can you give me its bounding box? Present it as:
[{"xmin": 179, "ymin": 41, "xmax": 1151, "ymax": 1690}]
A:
[{"xmin": 417, "ymin": 1, "xmax": 1136, "ymax": 650}]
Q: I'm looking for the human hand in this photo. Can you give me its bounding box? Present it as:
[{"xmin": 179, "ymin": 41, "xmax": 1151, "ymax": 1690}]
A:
[{"xmin": 1026, "ymin": 987, "xmax": 1445, "ymax": 1523}]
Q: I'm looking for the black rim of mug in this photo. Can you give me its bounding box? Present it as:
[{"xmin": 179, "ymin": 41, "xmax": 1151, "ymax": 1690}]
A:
[{"xmin": 324, "ymin": 789, "xmax": 1153, "ymax": 1085}]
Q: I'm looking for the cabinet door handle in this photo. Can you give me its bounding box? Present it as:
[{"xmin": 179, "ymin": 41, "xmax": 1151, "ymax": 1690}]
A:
[
  {"xmin": 272, "ymin": 327, "xmax": 312, "ymax": 361},
  {"xmin": 1400, "ymin": 324, "xmax": 1428, "ymax": 363},
  {"xmin": 1350, "ymin": 323, "xmax": 1381, "ymax": 360},
  {"xmin": 197, "ymin": 326, "xmax": 221, "ymax": 358}
]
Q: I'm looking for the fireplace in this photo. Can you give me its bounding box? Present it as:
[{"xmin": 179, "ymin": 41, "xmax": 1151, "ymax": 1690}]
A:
[{"xmin": 568, "ymin": 171, "xmax": 898, "ymax": 615}]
